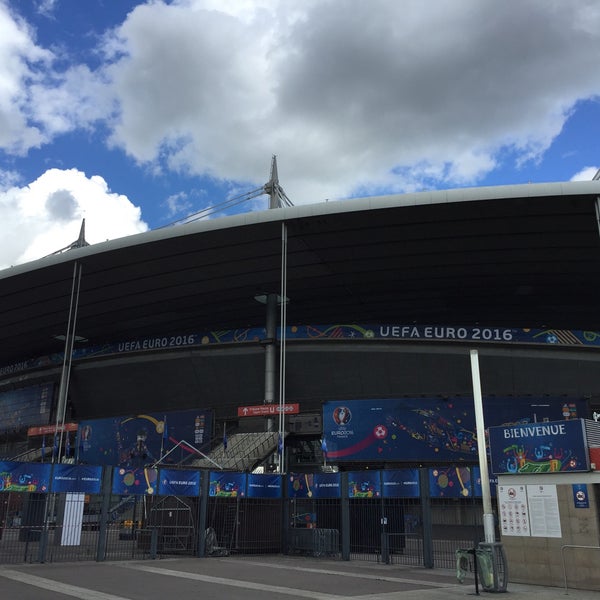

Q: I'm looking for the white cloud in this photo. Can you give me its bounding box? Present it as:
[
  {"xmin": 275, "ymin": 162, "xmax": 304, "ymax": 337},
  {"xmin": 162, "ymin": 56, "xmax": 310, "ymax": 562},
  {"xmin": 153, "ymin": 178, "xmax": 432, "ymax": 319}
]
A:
[
  {"xmin": 0, "ymin": 168, "xmax": 148, "ymax": 269},
  {"xmin": 570, "ymin": 166, "xmax": 599, "ymax": 181},
  {"xmin": 2, "ymin": 0, "xmax": 600, "ymax": 232},
  {"xmin": 92, "ymin": 0, "xmax": 600, "ymax": 203}
]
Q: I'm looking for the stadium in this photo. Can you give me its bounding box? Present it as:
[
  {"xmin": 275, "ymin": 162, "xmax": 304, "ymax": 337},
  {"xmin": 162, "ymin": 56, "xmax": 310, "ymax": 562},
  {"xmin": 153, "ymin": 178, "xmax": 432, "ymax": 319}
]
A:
[{"xmin": 1, "ymin": 177, "xmax": 600, "ymax": 588}]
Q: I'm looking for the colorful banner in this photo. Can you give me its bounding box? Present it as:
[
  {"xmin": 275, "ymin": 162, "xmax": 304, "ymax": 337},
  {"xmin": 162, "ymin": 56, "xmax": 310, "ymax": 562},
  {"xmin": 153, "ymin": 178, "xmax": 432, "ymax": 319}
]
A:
[
  {"xmin": 287, "ymin": 472, "xmax": 341, "ymax": 498},
  {"xmin": 77, "ymin": 408, "xmax": 212, "ymax": 467},
  {"xmin": 4, "ymin": 324, "xmax": 600, "ymax": 378},
  {"xmin": 322, "ymin": 397, "xmax": 585, "ymax": 463},
  {"xmin": 247, "ymin": 474, "xmax": 282, "ymax": 498},
  {"xmin": 209, "ymin": 472, "xmax": 246, "ymax": 497},
  {"xmin": 158, "ymin": 469, "xmax": 200, "ymax": 496},
  {"xmin": 348, "ymin": 470, "xmax": 381, "ymax": 498},
  {"xmin": 382, "ymin": 469, "xmax": 420, "ymax": 498},
  {"xmin": 112, "ymin": 467, "xmax": 157, "ymax": 495},
  {"xmin": 52, "ymin": 464, "xmax": 102, "ymax": 493},
  {"xmin": 0, "ymin": 461, "xmax": 51, "ymax": 493},
  {"xmin": 429, "ymin": 466, "xmax": 472, "ymax": 498},
  {"xmin": 488, "ymin": 419, "xmax": 590, "ymax": 474}
]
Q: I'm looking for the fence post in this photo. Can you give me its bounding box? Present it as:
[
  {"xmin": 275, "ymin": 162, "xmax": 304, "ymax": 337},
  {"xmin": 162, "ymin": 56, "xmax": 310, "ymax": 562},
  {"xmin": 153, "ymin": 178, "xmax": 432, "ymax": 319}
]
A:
[
  {"xmin": 419, "ymin": 467, "xmax": 434, "ymax": 568},
  {"xmin": 341, "ymin": 471, "xmax": 350, "ymax": 561},
  {"xmin": 96, "ymin": 466, "xmax": 113, "ymax": 561},
  {"xmin": 196, "ymin": 470, "xmax": 210, "ymax": 557},
  {"xmin": 281, "ymin": 473, "xmax": 290, "ymax": 555}
]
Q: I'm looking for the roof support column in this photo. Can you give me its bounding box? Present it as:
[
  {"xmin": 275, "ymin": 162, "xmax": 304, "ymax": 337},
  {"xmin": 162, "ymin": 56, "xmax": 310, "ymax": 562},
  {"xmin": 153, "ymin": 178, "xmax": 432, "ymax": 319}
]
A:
[
  {"xmin": 264, "ymin": 292, "xmax": 278, "ymax": 433},
  {"xmin": 54, "ymin": 260, "xmax": 83, "ymax": 462}
]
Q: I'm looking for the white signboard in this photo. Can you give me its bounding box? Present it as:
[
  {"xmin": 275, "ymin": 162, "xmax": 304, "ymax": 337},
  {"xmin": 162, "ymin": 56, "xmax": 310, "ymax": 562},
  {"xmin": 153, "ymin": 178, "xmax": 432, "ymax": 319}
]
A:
[
  {"xmin": 498, "ymin": 484, "xmax": 530, "ymax": 536},
  {"xmin": 527, "ymin": 484, "xmax": 562, "ymax": 538}
]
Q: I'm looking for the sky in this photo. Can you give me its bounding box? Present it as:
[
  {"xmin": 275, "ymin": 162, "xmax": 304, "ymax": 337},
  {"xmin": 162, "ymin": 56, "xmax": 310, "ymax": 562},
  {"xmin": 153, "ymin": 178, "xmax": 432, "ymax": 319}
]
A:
[{"xmin": 1, "ymin": 0, "xmax": 599, "ymax": 269}]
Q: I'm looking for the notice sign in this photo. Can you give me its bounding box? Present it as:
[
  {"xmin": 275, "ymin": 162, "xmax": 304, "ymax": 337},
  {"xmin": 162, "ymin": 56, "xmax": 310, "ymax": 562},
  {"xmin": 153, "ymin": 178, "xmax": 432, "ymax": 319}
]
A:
[
  {"xmin": 527, "ymin": 484, "xmax": 562, "ymax": 538},
  {"xmin": 498, "ymin": 484, "xmax": 530, "ymax": 536},
  {"xmin": 238, "ymin": 403, "xmax": 299, "ymax": 417}
]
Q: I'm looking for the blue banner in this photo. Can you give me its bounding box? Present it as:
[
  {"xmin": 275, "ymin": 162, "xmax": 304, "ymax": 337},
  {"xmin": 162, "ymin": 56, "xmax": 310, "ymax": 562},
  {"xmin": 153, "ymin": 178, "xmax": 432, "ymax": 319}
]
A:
[
  {"xmin": 0, "ymin": 461, "xmax": 51, "ymax": 493},
  {"xmin": 158, "ymin": 469, "xmax": 200, "ymax": 496},
  {"xmin": 52, "ymin": 464, "xmax": 102, "ymax": 493},
  {"xmin": 488, "ymin": 419, "xmax": 590, "ymax": 474},
  {"xmin": 471, "ymin": 466, "xmax": 497, "ymax": 498},
  {"xmin": 348, "ymin": 471, "xmax": 381, "ymax": 498},
  {"xmin": 209, "ymin": 472, "xmax": 246, "ymax": 497},
  {"xmin": 322, "ymin": 397, "xmax": 585, "ymax": 462},
  {"xmin": 112, "ymin": 467, "xmax": 158, "ymax": 495},
  {"xmin": 382, "ymin": 469, "xmax": 420, "ymax": 498},
  {"xmin": 77, "ymin": 408, "xmax": 212, "ymax": 467},
  {"xmin": 247, "ymin": 474, "xmax": 282, "ymax": 498},
  {"xmin": 288, "ymin": 472, "xmax": 341, "ymax": 498},
  {"xmin": 429, "ymin": 466, "xmax": 472, "ymax": 498}
]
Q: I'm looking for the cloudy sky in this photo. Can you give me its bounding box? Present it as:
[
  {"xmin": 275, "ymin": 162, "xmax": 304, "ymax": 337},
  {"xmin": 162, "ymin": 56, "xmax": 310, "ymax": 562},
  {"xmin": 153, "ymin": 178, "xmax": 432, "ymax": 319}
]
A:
[{"xmin": 1, "ymin": 0, "xmax": 599, "ymax": 269}]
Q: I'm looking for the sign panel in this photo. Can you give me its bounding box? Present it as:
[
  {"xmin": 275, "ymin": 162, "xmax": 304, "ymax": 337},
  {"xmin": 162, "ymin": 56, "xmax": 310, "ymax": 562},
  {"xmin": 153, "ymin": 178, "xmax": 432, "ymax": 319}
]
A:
[
  {"xmin": 52, "ymin": 464, "xmax": 103, "ymax": 494},
  {"xmin": 572, "ymin": 483, "xmax": 589, "ymax": 509},
  {"xmin": 382, "ymin": 469, "xmax": 420, "ymax": 498},
  {"xmin": 288, "ymin": 472, "xmax": 341, "ymax": 498},
  {"xmin": 238, "ymin": 403, "xmax": 300, "ymax": 417},
  {"xmin": 348, "ymin": 471, "xmax": 381, "ymax": 498},
  {"xmin": 489, "ymin": 419, "xmax": 590, "ymax": 474},
  {"xmin": 209, "ymin": 472, "xmax": 246, "ymax": 497},
  {"xmin": 527, "ymin": 484, "xmax": 562, "ymax": 538},
  {"xmin": 498, "ymin": 484, "xmax": 530, "ymax": 536},
  {"xmin": 28, "ymin": 422, "xmax": 78, "ymax": 437},
  {"xmin": 158, "ymin": 469, "xmax": 200, "ymax": 496},
  {"xmin": 429, "ymin": 466, "xmax": 472, "ymax": 498},
  {"xmin": 247, "ymin": 474, "xmax": 282, "ymax": 498},
  {"xmin": 112, "ymin": 467, "xmax": 157, "ymax": 495},
  {"xmin": 322, "ymin": 398, "xmax": 584, "ymax": 463}
]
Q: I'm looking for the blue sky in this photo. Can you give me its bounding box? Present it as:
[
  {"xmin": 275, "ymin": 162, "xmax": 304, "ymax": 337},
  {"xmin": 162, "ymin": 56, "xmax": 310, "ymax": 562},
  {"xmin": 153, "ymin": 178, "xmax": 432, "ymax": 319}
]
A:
[{"xmin": 0, "ymin": 0, "xmax": 599, "ymax": 268}]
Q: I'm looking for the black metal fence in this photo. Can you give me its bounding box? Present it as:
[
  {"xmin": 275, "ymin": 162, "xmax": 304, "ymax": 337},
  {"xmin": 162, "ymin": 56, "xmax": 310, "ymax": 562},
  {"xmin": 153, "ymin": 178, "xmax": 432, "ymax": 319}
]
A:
[{"xmin": 0, "ymin": 466, "xmax": 490, "ymax": 567}]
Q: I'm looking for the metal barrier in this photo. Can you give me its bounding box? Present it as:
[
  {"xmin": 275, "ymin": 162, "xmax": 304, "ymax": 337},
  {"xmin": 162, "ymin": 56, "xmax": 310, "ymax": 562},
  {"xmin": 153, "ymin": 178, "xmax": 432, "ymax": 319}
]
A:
[{"xmin": 561, "ymin": 544, "xmax": 600, "ymax": 594}]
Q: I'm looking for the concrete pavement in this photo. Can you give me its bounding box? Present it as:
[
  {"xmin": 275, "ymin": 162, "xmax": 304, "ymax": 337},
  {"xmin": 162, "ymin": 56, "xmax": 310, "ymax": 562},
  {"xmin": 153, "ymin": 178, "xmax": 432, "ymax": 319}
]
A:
[{"xmin": 0, "ymin": 554, "xmax": 598, "ymax": 599}]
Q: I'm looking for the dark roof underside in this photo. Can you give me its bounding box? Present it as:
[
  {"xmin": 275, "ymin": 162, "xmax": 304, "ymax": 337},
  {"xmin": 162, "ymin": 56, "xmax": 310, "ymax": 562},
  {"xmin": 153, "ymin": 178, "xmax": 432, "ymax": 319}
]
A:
[{"xmin": 1, "ymin": 185, "xmax": 600, "ymax": 367}]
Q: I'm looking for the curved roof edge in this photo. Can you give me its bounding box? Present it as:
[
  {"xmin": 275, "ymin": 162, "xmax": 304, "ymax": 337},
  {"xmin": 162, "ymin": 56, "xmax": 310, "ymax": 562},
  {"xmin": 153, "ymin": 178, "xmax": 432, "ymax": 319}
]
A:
[{"xmin": 3, "ymin": 179, "xmax": 600, "ymax": 279}]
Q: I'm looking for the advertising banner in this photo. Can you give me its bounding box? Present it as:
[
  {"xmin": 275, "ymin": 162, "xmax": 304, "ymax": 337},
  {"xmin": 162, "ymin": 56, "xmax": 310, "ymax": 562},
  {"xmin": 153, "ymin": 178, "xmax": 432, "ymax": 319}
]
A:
[
  {"xmin": 52, "ymin": 464, "xmax": 103, "ymax": 494},
  {"xmin": 112, "ymin": 467, "xmax": 158, "ymax": 495},
  {"xmin": 382, "ymin": 469, "xmax": 420, "ymax": 498},
  {"xmin": 287, "ymin": 472, "xmax": 341, "ymax": 499},
  {"xmin": 348, "ymin": 470, "xmax": 381, "ymax": 498},
  {"xmin": 209, "ymin": 472, "xmax": 246, "ymax": 497},
  {"xmin": 77, "ymin": 408, "xmax": 212, "ymax": 467},
  {"xmin": 158, "ymin": 469, "xmax": 200, "ymax": 496},
  {"xmin": 489, "ymin": 419, "xmax": 590, "ymax": 474},
  {"xmin": 247, "ymin": 474, "xmax": 282, "ymax": 498},
  {"xmin": 429, "ymin": 466, "xmax": 472, "ymax": 498},
  {"xmin": 0, "ymin": 461, "xmax": 51, "ymax": 493},
  {"xmin": 322, "ymin": 397, "xmax": 585, "ymax": 463}
]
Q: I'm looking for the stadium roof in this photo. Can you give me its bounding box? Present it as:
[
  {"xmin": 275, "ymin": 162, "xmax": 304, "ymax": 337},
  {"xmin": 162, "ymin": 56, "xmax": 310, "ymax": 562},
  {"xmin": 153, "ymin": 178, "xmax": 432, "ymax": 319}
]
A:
[{"xmin": 2, "ymin": 180, "xmax": 600, "ymax": 368}]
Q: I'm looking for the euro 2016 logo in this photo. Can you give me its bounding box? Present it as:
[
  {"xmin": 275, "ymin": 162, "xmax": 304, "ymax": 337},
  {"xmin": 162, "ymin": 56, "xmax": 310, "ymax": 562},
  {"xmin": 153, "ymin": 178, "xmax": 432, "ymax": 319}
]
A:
[{"xmin": 333, "ymin": 406, "xmax": 352, "ymax": 425}]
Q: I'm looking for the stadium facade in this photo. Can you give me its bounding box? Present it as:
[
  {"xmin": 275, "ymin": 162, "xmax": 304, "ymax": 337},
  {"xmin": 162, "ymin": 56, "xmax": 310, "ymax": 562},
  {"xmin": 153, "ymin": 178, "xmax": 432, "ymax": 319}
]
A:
[{"xmin": 2, "ymin": 180, "xmax": 600, "ymax": 468}]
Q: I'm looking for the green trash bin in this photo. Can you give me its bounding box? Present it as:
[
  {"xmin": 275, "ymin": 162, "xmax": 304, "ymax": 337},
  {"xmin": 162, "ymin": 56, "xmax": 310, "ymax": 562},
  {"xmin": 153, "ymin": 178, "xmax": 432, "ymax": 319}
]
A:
[{"xmin": 476, "ymin": 542, "xmax": 508, "ymax": 593}]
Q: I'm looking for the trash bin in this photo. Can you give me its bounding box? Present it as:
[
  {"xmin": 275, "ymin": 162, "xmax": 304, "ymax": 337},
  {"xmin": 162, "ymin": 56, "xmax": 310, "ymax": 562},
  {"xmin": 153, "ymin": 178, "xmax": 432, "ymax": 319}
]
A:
[
  {"xmin": 456, "ymin": 543, "xmax": 508, "ymax": 593},
  {"xmin": 476, "ymin": 542, "xmax": 508, "ymax": 593}
]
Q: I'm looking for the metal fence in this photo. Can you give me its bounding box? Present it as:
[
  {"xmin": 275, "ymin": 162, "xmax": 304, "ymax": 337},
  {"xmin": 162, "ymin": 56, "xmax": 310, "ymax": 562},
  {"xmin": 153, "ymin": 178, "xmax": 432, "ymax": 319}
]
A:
[{"xmin": 0, "ymin": 466, "xmax": 490, "ymax": 567}]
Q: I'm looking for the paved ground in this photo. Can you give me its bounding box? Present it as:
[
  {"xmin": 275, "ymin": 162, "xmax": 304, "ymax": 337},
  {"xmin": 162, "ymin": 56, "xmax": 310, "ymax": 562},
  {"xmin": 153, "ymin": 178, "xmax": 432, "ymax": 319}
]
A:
[{"xmin": 0, "ymin": 554, "xmax": 598, "ymax": 599}]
